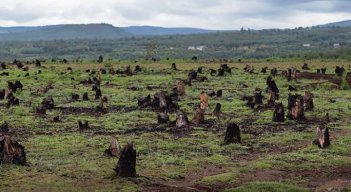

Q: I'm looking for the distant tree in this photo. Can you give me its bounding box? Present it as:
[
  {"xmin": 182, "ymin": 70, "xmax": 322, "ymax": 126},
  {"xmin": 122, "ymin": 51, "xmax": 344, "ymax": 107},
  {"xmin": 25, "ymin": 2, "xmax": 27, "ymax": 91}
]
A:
[{"xmin": 98, "ymin": 55, "xmax": 103, "ymax": 63}]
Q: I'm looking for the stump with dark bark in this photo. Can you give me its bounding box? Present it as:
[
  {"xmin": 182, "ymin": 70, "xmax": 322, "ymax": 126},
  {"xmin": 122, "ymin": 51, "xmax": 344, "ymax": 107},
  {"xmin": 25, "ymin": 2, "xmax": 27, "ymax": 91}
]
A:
[
  {"xmin": 303, "ymin": 91, "xmax": 314, "ymax": 111},
  {"xmin": 218, "ymin": 68, "xmax": 225, "ymax": 76},
  {"xmin": 287, "ymin": 94, "xmax": 304, "ymax": 120},
  {"xmin": 254, "ymin": 89, "xmax": 263, "ymax": 105},
  {"xmin": 82, "ymin": 92, "xmax": 89, "ymax": 101},
  {"xmin": 105, "ymin": 136, "xmax": 120, "ymax": 157},
  {"xmin": 176, "ymin": 110, "xmax": 189, "ymax": 128},
  {"xmin": 213, "ymin": 103, "xmax": 222, "ymax": 119},
  {"xmin": 0, "ymin": 121, "xmax": 9, "ymax": 132},
  {"xmin": 0, "ymin": 89, "xmax": 6, "ymax": 100},
  {"xmin": 273, "ymin": 102, "xmax": 285, "ymax": 122},
  {"xmin": 267, "ymin": 90, "xmax": 279, "ymax": 107},
  {"xmin": 115, "ymin": 142, "xmax": 136, "ymax": 177},
  {"xmin": 224, "ymin": 123, "xmax": 241, "ymax": 144},
  {"xmin": 95, "ymin": 89, "xmax": 102, "ymax": 100},
  {"xmin": 302, "ymin": 63, "xmax": 310, "ymax": 70},
  {"xmin": 157, "ymin": 112, "xmax": 169, "ymax": 124},
  {"xmin": 78, "ymin": 121, "xmax": 90, "ymax": 130},
  {"xmin": 172, "ymin": 63, "xmax": 177, "ymax": 71},
  {"xmin": 271, "ymin": 68, "xmax": 278, "ymax": 76},
  {"xmin": 314, "ymin": 125, "xmax": 330, "ymax": 148},
  {"xmin": 0, "ymin": 135, "xmax": 26, "ymax": 165},
  {"xmin": 216, "ymin": 90, "xmax": 223, "ymax": 97}
]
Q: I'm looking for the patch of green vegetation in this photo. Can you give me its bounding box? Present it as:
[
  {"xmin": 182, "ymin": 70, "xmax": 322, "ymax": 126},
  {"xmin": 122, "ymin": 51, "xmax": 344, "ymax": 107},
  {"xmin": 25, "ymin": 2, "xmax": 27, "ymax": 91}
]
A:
[
  {"xmin": 225, "ymin": 181, "xmax": 308, "ymax": 192},
  {"xmin": 199, "ymin": 172, "xmax": 237, "ymax": 185}
]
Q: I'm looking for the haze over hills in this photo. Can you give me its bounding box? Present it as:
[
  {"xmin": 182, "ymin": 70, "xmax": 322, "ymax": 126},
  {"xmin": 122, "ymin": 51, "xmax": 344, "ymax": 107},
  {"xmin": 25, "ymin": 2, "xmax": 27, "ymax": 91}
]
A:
[
  {"xmin": 318, "ymin": 20, "xmax": 351, "ymax": 27},
  {"xmin": 0, "ymin": 20, "xmax": 350, "ymax": 41}
]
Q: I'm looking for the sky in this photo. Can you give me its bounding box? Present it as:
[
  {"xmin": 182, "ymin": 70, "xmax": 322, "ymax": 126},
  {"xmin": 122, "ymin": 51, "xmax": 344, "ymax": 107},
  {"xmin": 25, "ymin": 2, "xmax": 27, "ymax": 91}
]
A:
[{"xmin": 0, "ymin": 0, "xmax": 351, "ymax": 30}]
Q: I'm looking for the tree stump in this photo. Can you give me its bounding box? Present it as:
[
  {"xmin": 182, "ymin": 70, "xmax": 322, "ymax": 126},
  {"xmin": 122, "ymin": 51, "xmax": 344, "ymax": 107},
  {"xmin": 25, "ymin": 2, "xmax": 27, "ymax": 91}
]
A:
[
  {"xmin": 82, "ymin": 92, "xmax": 89, "ymax": 101},
  {"xmin": 314, "ymin": 125, "xmax": 330, "ymax": 148},
  {"xmin": 172, "ymin": 63, "xmax": 177, "ymax": 71},
  {"xmin": 254, "ymin": 89, "xmax": 263, "ymax": 105},
  {"xmin": 224, "ymin": 123, "xmax": 241, "ymax": 144},
  {"xmin": 157, "ymin": 112, "xmax": 169, "ymax": 124},
  {"xmin": 115, "ymin": 142, "xmax": 136, "ymax": 177},
  {"xmin": 303, "ymin": 91, "xmax": 314, "ymax": 111},
  {"xmin": 273, "ymin": 102, "xmax": 285, "ymax": 122},
  {"xmin": 191, "ymin": 108, "xmax": 205, "ymax": 126},
  {"xmin": 78, "ymin": 121, "xmax": 90, "ymax": 130},
  {"xmin": 176, "ymin": 81, "xmax": 186, "ymax": 96},
  {"xmin": 176, "ymin": 110, "xmax": 188, "ymax": 128},
  {"xmin": 0, "ymin": 121, "xmax": 9, "ymax": 132},
  {"xmin": 288, "ymin": 94, "xmax": 304, "ymax": 120},
  {"xmin": 200, "ymin": 92, "xmax": 209, "ymax": 110},
  {"xmin": 0, "ymin": 135, "xmax": 26, "ymax": 165},
  {"xmin": 95, "ymin": 89, "xmax": 102, "ymax": 100},
  {"xmin": 216, "ymin": 90, "xmax": 223, "ymax": 97},
  {"xmin": 105, "ymin": 136, "xmax": 120, "ymax": 157},
  {"xmin": 213, "ymin": 103, "xmax": 222, "ymax": 119}
]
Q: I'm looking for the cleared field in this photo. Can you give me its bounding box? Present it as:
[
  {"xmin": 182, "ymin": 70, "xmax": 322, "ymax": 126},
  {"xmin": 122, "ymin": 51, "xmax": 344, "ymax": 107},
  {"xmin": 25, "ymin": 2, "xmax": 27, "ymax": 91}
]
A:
[{"xmin": 0, "ymin": 61, "xmax": 350, "ymax": 192}]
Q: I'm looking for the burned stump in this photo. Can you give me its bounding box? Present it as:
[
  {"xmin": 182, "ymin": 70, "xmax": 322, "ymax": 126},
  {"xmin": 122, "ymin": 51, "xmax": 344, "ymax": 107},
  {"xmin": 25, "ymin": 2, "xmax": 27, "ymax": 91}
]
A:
[
  {"xmin": 303, "ymin": 91, "xmax": 314, "ymax": 111},
  {"xmin": 313, "ymin": 125, "xmax": 330, "ymax": 149},
  {"xmin": 287, "ymin": 94, "xmax": 305, "ymax": 120},
  {"xmin": 115, "ymin": 142, "xmax": 136, "ymax": 177},
  {"xmin": 78, "ymin": 121, "xmax": 90, "ymax": 130},
  {"xmin": 224, "ymin": 123, "xmax": 241, "ymax": 144},
  {"xmin": 0, "ymin": 122, "xmax": 9, "ymax": 133},
  {"xmin": 157, "ymin": 112, "xmax": 170, "ymax": 124},
  {"xmin": 273, "ymin": 102, "xmax": 285, "ymax": 122},
  {"xmin": 0, "ymin": 135, "xmax": 26, "ymax": 165}
]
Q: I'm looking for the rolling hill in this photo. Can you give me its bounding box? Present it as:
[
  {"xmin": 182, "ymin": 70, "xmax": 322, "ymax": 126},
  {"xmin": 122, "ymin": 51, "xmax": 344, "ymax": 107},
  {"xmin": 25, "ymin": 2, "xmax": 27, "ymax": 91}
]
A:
[{"xmin": 0, "ymin": 24, "xmax": 131, "ymax": 41}]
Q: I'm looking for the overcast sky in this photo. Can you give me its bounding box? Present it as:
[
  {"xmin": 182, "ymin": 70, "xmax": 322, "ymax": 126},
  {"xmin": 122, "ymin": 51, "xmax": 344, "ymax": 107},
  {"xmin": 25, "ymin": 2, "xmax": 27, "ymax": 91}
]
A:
[{"xmin": 0, "ymin": 0, "xmax": 350, "ymax": 29}]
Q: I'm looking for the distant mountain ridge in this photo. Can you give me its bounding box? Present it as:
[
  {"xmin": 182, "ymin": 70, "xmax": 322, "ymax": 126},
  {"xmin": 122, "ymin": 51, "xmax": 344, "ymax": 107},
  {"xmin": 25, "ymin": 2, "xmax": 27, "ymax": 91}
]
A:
[
  {"xmin": 0, "ymin": 24, "xmax": 217, "ymax": 41},
  {"xmin": 0, "ymin": 24, "xmax": 131, "ymax": 41},
  {"xmin": 0, "ymin": 20, "xmax": 350, "ymax": 41},
  {"xmin": 121, "ymin": 26, "xmax": 216, "ymax": 36},
  {"xmin": 317, "ymin": 20, "xmax": 351, "ymax": 27}
]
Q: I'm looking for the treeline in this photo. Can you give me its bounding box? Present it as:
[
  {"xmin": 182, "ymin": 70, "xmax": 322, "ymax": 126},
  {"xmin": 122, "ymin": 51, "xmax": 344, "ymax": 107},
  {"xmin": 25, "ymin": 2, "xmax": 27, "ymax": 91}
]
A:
[{"xmin": 0, "ymin": 27, "xmax": 351, "ymax": 61}]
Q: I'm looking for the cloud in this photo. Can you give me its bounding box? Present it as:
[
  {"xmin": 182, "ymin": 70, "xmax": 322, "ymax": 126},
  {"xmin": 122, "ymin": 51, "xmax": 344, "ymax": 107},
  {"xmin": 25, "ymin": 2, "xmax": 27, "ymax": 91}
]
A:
[{"xmin": 0, "ymin": 0, "xmax": 350, "ymax": 29}]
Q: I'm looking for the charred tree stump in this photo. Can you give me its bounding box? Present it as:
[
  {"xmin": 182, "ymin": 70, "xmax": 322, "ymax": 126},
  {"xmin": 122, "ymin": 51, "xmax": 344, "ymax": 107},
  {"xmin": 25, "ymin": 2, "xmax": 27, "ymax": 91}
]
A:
[
  {"xmin": 157, "ymin": 112, "xmax": 169, "ymax": 124},
  {"xmin": 115, "ymin": 142, "xmax": 136, "ymax": 177},
  {"xmin": 216, "ymin": 90, "xmax": 223, "ymax": 97},
  {"xmin": 218, "ymin": 68, "xmax": 225, "ymax": 76},
  {"xmin": 78, "ymin": 121, "xmax": 90, "ymax": 130},
  {"xmin": 0, "ymin": 89, "xmax": 5, "ymax": 100},
  {"xmin": 224, "ymin": 123, "xmax": 241, "ymax": 144},
  {"xmin": 95, "ymin": 89, "xmax": 102, "ymax": 100},
  {"xmin": 273, "ymin": 102, "xmax": 285, "ymax": 122},
  {"xmin": 176, "ymin": 110, "xmax": 189, "ymax": 128},
  {"xmin": 254, "ymin": 89, "xmax": 263, "ymax": 105},
  {"xmin": 105, "ymin": 136, "xmax": 120, "ymax": 157},
  {"xmin": 172, "ymin": 63, "xmax": 177, "ymax": 71},
  {"xmin": 313, "ymin": 125, "xmax": 330, "ymax": 148},
  {"xmin": 213, "ymin": 103, "xmax": 222, "ymax": 119},
  {"xmin": 0, "ymin": 135, "xmax": 26, "ymax": 165},
  {"xmin": 287, "ymin": 94, "xmax": 305, "ymax": 120},
  {"xmin": 82, "ymin": 92, "xmax": 89, "ymax": 101},
  {"xmin": 0, "ymin": 121, "xmax": 9, "ymax": 132},
  {"xmin": 303, "ymin": 91, "xmax": 314, "ymax": 111}
]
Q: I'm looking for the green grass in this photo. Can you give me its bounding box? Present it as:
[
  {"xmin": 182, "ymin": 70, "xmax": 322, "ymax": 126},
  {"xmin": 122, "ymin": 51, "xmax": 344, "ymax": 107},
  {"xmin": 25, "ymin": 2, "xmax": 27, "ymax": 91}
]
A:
[{"xmin": 225, "ymin": 182, "xmax": 308, "ymax": 192}]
